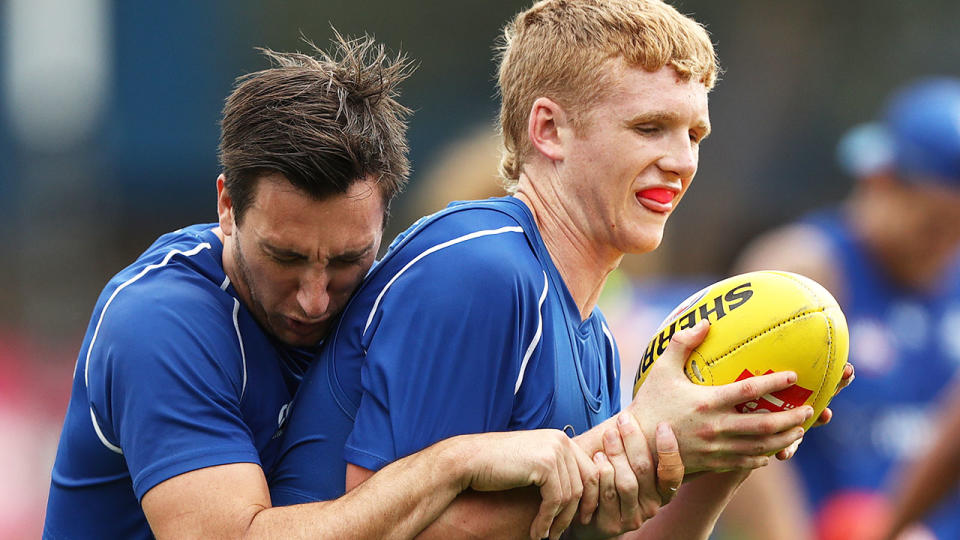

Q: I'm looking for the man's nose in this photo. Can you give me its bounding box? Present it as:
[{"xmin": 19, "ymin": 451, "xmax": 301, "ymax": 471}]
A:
[
  {"xmin": 660, "ymin": 134, "xmax": 698, "ymax": 180},
  {"xmin": 296, "ymin": 270, "xmax": 330, "ymax": 319}
]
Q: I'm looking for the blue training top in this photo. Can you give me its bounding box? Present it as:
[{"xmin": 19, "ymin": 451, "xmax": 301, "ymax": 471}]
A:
[
  {"xmin": 269, "ymin": 197, "xmax": 621, "ymax": 504},
  {"xmin": 44, "ymin": 224, "xmax": 311, "ymax": 539},
  {"xmin": 793, "ymin": 209, "xmax": 960, "ymax": 538}
]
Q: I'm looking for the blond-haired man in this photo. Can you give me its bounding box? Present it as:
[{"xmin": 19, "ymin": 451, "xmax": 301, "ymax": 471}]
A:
[{"xmin": 274, "ymin": 2, "xmax": 838, "ymax": 538}]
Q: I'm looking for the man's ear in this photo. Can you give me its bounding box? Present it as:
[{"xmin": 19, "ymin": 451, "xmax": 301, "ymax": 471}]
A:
[
  {"xmin": 216, "ymin": 174, "xmax": 235, "ymax": 236},
  {"xmin": 527, "ymin": 97, "xmax": 570, "ymax": 162}
]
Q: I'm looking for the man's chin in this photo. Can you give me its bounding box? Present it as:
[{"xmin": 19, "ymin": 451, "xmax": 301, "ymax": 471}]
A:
[
  {"xmin": 276, "ymin": 330, "xmax": 325, "ymax": 348},
  {"xmin": 269, "ymin": 320, "xmax": 328, "ymax": 348}
]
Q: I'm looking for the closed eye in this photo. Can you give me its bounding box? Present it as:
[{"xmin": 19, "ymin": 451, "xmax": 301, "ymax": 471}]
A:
[
  {"xmin": 634, "ymin": 124, "xmax": 662, "ymax": 136},
  {"xmin": 270, "ymin": 253, "xmax": 304, "ymax": 265}
]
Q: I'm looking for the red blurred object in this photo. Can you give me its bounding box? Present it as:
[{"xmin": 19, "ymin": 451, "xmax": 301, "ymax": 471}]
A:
[
  {"xmin": 0, "ymin": 329, "xmax": 75, "ymax": 539},
  {"xmin": 816, "ymin": 491, "xmax": 892, "ymax": 540},
  {"xmin": 816, "ymin": 491, "xmax": 936, "ymax": 540}
]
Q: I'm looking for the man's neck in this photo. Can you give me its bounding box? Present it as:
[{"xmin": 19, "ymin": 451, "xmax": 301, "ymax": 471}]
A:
[
  {"xmin": 513, "ymin": 176, "xmax": 623, "ymax": 321},
  {"xmin": 213, "ymin": 226, "xmax": 244, "ymax": 295}
]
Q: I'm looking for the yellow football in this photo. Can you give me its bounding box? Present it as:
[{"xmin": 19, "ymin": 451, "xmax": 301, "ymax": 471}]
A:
[{"xmin": 632, "ymin": 271, "xmax": 849, "ymax": 431}]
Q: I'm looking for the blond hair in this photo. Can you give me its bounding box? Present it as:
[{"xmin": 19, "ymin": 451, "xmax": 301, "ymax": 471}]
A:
[{"xmin": 496, "ymin": 0, "xmax": 718, "ymax": 187}]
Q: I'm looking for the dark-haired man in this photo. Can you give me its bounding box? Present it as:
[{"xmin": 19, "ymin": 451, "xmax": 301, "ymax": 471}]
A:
[{"xmin": 43, "ymin": 35, "xmax": 627, "ymax": 540}]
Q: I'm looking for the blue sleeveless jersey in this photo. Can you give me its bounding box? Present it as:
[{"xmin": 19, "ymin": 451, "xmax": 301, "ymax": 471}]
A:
[
  {"xmin": 44, "ymin": 224, "xmax": 311, "ymax": 539},
  {"xmin": 270, "ymin": 197, "xmax": 621, "ymax": 503},
  {"xmin": 794, "ymin": 210, "xmax": 960, "ymax": 538}
]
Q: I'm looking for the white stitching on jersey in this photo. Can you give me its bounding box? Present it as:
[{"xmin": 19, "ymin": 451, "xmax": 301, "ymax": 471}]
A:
[
  {"xmin": 362, "ymin": 226, "xmax": 524, "ymax": 336},
  {"xmin": 515, "ymin": 271, "xmax": 548, "ymax": 394},
  {"xmin": 89, "ymin": 408, "xmax": 122, "ymax": 454},
  {"xmin": 231, "ymin": 298, "xmax": 248, "ymax": 400},
  {"xmin": 601, "ymin": 322, "xmax": 617, "ymax": 379}
]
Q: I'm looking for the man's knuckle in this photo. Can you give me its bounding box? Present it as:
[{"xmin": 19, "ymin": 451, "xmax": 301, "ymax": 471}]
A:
[
  {"xmin": 696, "ymin": 423, "xmax": 718, "ymax": 441},
  {"xmin": 759, "ymin": 418, "xmax": 780, "ymax": 433},
  {"xmin": 693, "ymin": 399, "xmax": 711, "ymax": 414},
  {"xmin": 582, "ymin": 470, "xmax": 600, "ymax": 490},
  {"xmin": 739, "ymin": 380, "xmax": 758, "ymax": 399},
  {"xmin": 616, "ymin": 474, "xmax": 639, "ymax": 492}
]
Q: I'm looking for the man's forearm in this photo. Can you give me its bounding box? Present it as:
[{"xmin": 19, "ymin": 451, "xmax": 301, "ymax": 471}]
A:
[
  {"xmin": 627, "ymin": 470, "xmax": 750, "ymax": 540},
  {"xmin": 249, "ymin": 439, "xmax": 468, "ymax": 540},
  {"xmin": 413, "ymin": 486, "xmax": 545, "ymax": 539}
]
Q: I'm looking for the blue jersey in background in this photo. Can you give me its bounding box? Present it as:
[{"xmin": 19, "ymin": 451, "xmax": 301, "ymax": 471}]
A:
[{"xmin": 795, "ymin": 210, "xmax": 960, "ymax": 539}]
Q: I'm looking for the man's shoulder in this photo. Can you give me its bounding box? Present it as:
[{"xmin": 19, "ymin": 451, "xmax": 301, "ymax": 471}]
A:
[
  {"xmin": 96, "ymin": 225, "xmax": 234, "ymax": 344},
  {"xmin": 377, "ymin": 199, "xmax": 543, "ymax": 282}
]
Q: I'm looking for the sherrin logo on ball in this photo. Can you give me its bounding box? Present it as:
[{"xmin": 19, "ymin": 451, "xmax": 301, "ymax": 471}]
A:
[{"xmin": 632, "ymin": 271, "xmax": 849, "ymax": 431}]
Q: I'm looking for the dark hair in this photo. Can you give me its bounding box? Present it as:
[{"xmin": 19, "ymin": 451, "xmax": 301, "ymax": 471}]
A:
[{"xmin": 219, "ymin": 32, "xmax": 414, "ymax": 224}]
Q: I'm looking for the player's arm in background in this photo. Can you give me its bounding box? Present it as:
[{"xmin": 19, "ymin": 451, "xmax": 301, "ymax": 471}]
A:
[
  {"xmin": 143, "ymin": 428, "xmax": 598, "ymax": 540},
  {"xmin": 718, "ymin": 223, "xmax": 844, "ymax": 540},
  {"xmin": 880, "ymin": 375, "xmax": 960, "ymax": 540}
]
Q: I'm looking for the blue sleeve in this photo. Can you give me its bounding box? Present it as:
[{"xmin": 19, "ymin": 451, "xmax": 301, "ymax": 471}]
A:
[
  {"xmin": 85, "ymin": 281, "xmax": 259, "ymax": 500},
  {"xmin": 344, "ymin": 241, "xmax": 542, "ymax": 471},
  {"xmin": 268, "ymin": 349, "xmax": 356, "ymax": 505}
]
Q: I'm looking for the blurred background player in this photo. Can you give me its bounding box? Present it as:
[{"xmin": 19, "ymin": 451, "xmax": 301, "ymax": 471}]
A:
[
  {"xmin": 725, "ymin": 77, "xmax": 960, "ymax": 540},
  {"xmin": 881, "ymin": 373, "xmax": 960, "ymax": 540}
]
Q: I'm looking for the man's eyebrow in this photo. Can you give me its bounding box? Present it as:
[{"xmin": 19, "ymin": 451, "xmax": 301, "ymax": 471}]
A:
[
  {"xmin": 263, "ymin": 244, "xmax": 308, "ymax": 259},
  {"xmin": 626, "ymin": 111, "xmax": 679, "ymax": 125},
  {"xmin": 330, "ymin": 243, "xmax": 375, "ymax": 262}
]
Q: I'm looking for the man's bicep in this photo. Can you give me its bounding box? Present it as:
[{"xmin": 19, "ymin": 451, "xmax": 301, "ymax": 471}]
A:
[
  {"xmin": 348, "ymin": 259, "xmax": 536, "ymax": 467},
  {"xmin": 345, "ymin": 462, "xmax": 375, "ymax": 491},
  {"xmin": 91, "ymin": 297, "xmax": 258, "ymax": 497},
  {"xmin": 142, "ymin": 462, "xmax": 270, "ymax": 539}
]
